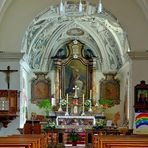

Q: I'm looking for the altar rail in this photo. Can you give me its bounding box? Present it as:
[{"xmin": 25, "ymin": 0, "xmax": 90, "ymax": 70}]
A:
[{"xmin": 92, "ymin": 135, "xmax": 148, "ymax": 148}]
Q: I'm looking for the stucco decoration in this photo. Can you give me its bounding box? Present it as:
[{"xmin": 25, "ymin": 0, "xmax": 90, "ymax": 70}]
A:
[{"xmin": 21, "ymin": 0, "xmax": 130, "ymax": 72}]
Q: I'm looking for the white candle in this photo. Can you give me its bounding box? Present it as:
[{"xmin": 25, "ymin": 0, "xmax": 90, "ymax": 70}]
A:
[
  {"xmin": 60, "ymin": 89, "xmax": 61, "ymax": 99},
  {"xmin": 66, "ymin": 93, "xmax": 68, "ymax": 105},
  {"xmin": 51, "ymin": 97, "xmax": 55, "ymax": 106},
  {"xmin": 83, "ymin": 94, "xmax": 84, "ymax": 108},
  {"xmin": 90, "ymin": 90, "xmax": 92, "ymax": 99}
]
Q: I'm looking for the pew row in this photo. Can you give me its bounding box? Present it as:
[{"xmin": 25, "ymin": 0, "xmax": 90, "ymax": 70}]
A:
[
  {"xmin": 0, "ymin": 134, "xmax": 48, "ymax": 148},
  {"xmin": 92, "ymin": 135, "xmax": 148, "ymax": 148}
]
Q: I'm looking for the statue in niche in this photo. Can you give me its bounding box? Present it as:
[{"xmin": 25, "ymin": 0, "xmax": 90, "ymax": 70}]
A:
[
  {"xmin": 51, "ymin": 48, "xmax": 68, "ymax": 59},
  {"xmin": 84, "ymin": 48, "xmax": 97, "ymax": 59}
]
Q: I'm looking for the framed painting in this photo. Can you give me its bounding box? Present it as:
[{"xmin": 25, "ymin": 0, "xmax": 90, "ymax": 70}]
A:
[
  {"xmin": 134, "ymin": 81, "xmax": 148, "ymax": 112},
  {"xmin": 54, "ymin": 40, "xmax": 95, "ymax": 107},
  {"xmin": 31, "ymin": 73, "xmax": 51, "ymax": 103},
  {"xmin": 63, "ymin": 59, "xmax": 88, "ymax": 98},
  {"xmin": 100, "ymin": 73, "xmax": 120, "ymax": 105}
]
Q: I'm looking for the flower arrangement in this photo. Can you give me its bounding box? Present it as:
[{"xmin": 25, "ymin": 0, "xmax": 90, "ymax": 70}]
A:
[
  {"xmin": 60, "ymin": 99, "xmax": 67, "ymax": 108},
  {"xmin": 93, "ymin": 119, "xmax": 106, "ymax": 130},
  {"xmin": 99, "ymin": 99, "xmax": 113, "ymax": 112},
  {"xmin": 84, "ymin": 99, "xmax": 91, "ymax": 109},
  {"xmin": 37, "ymin": 99, "xmax": 51, "ymax": 116},
  {"xmin": 69, "ymin": 129, "xmax": 80, "ymax": 143},
  {"xmin": 99, "ymin": 99, "xmax": 113, "ymax": 107},
  {"xmin": 44, "ymin": 120, "xmax": 56, "ymax": 130}
]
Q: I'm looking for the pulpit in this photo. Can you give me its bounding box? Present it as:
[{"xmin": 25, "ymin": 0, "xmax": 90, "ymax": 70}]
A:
[{"xmin": 0, "ymin": 90, "xmax": 18, "ymax": 127}]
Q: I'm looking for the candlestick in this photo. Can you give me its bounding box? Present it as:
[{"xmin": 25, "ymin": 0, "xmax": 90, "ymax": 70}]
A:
[
  {"xmin": 58, "ymin": 89, "xmax": 63, "ymax": 112},
  {"xmin": 89, "ymin": 99, "xmax": 92, "ymax": 112},
  {"xmin": 81, "ymin": 94, "xmax": 85, "ymax": 116},
  {"xmin": 90, "ymin": 90, "xmax": 92, "ymax": 99},
  {"xmin": 65, "ymin": 93, "xmax": 69, "ymax": 116},
  {"xmin": 89, "ymin": 90, "xmax": 92, "ymax": 112},
  {"xmin": 51, "ymin": 97, "xmax": 55, "ymax": 106},
  {"xmin": 60, "ymin": 89, "xmax": 61, "ymax": 99},
  {"xmin": 95, "ymin": 85, "xmax": 99, "ymax": 106}
]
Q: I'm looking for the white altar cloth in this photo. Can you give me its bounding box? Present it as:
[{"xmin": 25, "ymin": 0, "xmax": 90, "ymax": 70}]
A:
[{"xmin": 56, "ymin": 116, "xmax": 96, "ymax": 128}]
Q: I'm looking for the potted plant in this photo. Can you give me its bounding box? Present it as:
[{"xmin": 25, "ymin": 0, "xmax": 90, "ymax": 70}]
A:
[
  {"xmin": 84, "ymin": 99, "xmax": 91, "ymax": 110},
  {"xmin": 44, "ymin": 120, "xmax": 56, "ymax": 130},
  {"xmin": 69, "ymin": 129, "xmax": 80, "ymax": 146},
  {"xmin": 37, "ymin": 99, "xmax": 51, "ymax": 116},
  {"xmin": 93, "ymin": 119, "xmax": 106, "ymax": 130}
]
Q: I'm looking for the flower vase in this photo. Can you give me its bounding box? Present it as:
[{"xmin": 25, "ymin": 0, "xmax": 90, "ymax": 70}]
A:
[{"xmin": 72, "ymin": 142, "xmax": 77, "ymax": 146}]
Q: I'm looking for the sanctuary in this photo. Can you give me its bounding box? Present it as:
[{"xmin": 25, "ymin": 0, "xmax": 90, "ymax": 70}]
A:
[
  {"xmin": 19, "ymin": 0, "xmax": 131, "ymax": 147},
  {"xmin": 1, "ymin": 0, "xmax": 148, "ymax": 148}
]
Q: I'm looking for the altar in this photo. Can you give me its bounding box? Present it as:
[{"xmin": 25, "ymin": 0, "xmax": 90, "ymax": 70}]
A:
[{"xmin": 56, "ymin": 116, "xmax": 96, "ymax": 129}]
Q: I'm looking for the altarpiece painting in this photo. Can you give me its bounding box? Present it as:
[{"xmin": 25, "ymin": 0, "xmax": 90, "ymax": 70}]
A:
[{"xmin": 53, "ymin": 40, "xmax": 96, "ymax": 107}]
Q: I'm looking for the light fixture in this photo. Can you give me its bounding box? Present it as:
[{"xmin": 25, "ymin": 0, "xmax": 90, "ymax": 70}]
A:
[
  {"xmin": 97, "ymin": 0, "xmax": 103, "ymax": 13},
  {"xmin": 59, "ymin": 0, "xmax": 65, "ymax": 14},
  {"xmin": 79, "ymin": 0, "xmax": 83, "ymax": 13}
]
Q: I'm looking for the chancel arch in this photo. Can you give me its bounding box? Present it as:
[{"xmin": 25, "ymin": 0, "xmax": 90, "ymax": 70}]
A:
[{"xmin": 20, "ymin": 0, "xmax": 131, "ymax": 129}]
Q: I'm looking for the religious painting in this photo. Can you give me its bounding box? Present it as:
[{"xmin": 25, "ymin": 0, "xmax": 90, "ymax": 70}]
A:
[
  {"xmin": 134, "ymin": 81, "xmax": 148, "ymax": 112},
  {"xmin": 100, "ymin": 73, "xmax": 120, "ymax": 105},
  {"xmin": 31, "ymin": 73, "xmax": 51, "ymax": 103},
  {"xmin": 63, "ymin": 59, "xmax": 87, "ymax": 98}
]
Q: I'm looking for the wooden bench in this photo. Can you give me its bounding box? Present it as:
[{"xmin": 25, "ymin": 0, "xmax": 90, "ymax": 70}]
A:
[
  {"xmin": 0, "ymin": 134, "xmax": 48, "ymax": 148},
  {"xmin": 0, "ymin": 137, "xmax": 35, "ymax": 148},
  {"xmin": 92, "ymin": 135, "xmax": 148, "ymax": 148},
  {"xmin": 8, "ymin": 134, "xmax": 48, "ymax": 148}
]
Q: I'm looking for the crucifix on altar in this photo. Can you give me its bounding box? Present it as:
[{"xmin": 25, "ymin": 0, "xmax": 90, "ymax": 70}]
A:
[
  {"xmin": 0, "ymin": 66, "xmax": 18, "ymax": 89},
  {"xmin": 72, "ymin": 85, "xmax": 80, "ymax": 115},
  {"xmin": 73, "ymin": 85, "xmax": 79, "ymax": 98}
]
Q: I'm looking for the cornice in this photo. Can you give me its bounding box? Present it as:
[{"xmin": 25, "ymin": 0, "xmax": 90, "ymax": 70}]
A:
[
  {"xmin": 0, "ymin": 52, "xmax": 24, "ymax": 62},
  {"xmin": 127, "ymin": 51, "xmax": 148, "ymax": 60}
]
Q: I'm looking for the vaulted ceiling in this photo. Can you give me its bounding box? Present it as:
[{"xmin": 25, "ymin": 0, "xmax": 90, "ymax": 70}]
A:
[{"xmin": 0, "ymin": 0, "xmax": 148, "ymax": 52}]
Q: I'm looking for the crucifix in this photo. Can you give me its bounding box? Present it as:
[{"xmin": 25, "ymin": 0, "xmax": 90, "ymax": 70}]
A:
[
  {"xmin": 0, "ymin": 66, "xmax": 18, "ymax": 89},
  {"xmin": 73, "ymin": 85, "xmax": 79, "ymax": 98}
]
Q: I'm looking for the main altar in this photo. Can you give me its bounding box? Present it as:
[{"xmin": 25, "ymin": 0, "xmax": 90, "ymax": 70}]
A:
[{"xmin": 52, "ymin": 83, "xmax": 104, "ymax": 132}]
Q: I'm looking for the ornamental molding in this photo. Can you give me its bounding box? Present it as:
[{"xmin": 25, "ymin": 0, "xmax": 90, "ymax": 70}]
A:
[
  {"xmin": 128, "ymin": 51, "xmax": 148, "ymax": 60},
  {"xmin": 0, "ymin": 52, "xmax": 24, "ymax": 61},
  {"xmin": 21, "ymin": 2, "xmax": 131, "ymax": 72}
]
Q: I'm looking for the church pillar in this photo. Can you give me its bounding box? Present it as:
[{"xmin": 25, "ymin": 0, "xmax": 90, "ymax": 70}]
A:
[
  {"xmin": 89, "ymin": 59, "xmax": 96, "ymax": 105},
  {"xmin": 54, "ymin": 59, "xmax": 62, "ymax": 105}
]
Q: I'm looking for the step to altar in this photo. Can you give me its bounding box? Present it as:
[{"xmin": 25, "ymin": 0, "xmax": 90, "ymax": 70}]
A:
[{"xmin": 64, "ymin": 144, "xmax": 85, "ymax": 147}]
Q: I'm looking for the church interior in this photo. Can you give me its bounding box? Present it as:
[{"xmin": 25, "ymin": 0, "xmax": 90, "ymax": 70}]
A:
[{"xmin": 0, "ymin": 0, "xmax": 148, "ymax": 147}]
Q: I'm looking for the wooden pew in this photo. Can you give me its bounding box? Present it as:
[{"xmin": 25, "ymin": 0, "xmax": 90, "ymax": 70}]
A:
[
  {"xmin": 0, "ymin": 134, "xmax": 48, "ymax": 148},
  {"xmin": 8, "ymin": 134, "xmax": 48, "ymax": 148},
  {"xmin": 0, "ymin": 137, "xmax": 35, "ymax": 148},
  {"xmin": 92, "ymin": 135, "xmax": 148, "ymax": 148},
  {"xmin": 92, "ymin": 134, "xmax": 99, "ymax": 148}
]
